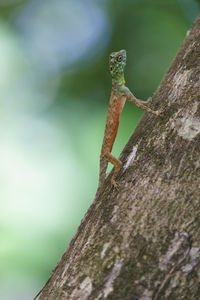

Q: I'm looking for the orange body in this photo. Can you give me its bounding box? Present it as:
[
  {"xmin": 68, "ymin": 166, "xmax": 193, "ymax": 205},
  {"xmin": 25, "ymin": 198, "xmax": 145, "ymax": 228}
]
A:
[{"xmin": 101, "ymin": 92, "xmax": 126, "ymax": 155}]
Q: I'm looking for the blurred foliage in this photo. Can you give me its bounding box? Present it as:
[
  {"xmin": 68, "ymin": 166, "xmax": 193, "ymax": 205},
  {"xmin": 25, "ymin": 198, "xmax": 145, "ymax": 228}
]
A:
[{"xmin": 0, "ymin": 0, "xmax": 199, "ymax": 299}]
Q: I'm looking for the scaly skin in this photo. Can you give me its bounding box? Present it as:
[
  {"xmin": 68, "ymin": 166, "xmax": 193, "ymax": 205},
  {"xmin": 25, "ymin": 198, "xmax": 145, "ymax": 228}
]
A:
[{"xmin": 97, "ymin": 49, "xmax": 161, "ymax": 192}]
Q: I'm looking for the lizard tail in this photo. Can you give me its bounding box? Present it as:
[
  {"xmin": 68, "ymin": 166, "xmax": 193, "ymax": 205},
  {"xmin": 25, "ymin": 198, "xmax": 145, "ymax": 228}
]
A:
[{"xmin": 95, "ymin": 158, "xmax": 108, "ymax": 199}]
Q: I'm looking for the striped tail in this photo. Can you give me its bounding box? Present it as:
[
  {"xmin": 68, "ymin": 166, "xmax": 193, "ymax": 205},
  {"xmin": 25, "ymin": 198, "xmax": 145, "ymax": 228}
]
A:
[{"xmin": 95, "ymin": 158, "xmax": 108, "ymax": 199}]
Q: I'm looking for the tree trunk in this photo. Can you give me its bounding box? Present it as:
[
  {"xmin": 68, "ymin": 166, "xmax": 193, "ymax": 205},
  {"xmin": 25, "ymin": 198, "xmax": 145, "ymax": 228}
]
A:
[{"xmin": 38, "ymin": 17, "xmax": 200, "ymax": 300}]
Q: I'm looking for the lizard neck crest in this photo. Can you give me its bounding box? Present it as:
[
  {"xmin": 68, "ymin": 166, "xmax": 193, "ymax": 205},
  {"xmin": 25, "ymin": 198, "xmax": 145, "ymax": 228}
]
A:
[{"xmin": 109, "ymin": 49, "xmax": 126, "ymax": 87}]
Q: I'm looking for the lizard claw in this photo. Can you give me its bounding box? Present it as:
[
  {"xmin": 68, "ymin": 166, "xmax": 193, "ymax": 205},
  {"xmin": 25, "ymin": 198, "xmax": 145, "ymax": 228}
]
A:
[
  {"xmin": 146, "ymin": 97, "xmax": 152, "ymax": 104},
  {"xmin": 156, "ymin": 109, "xmax": 164, "ymax": 116},
  {"xmin": 152, "ymin": 108, "xmax": 163, "ymax": 116},
  {"xmin": 111, "ymin": 178, "xmax": 120, "ymax": 190}
]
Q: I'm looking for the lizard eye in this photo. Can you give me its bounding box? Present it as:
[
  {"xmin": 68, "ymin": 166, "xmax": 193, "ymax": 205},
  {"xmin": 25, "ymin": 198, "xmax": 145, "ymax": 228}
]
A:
[{"xmin": 117, "ymin": 55, "xmax": 122, "ymax": 62}]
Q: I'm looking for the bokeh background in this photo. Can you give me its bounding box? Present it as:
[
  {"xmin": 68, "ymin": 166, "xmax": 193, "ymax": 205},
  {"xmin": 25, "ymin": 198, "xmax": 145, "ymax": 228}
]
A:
[{"xmin": 0, "ymin": 0, "xmax": 200, "ymax": 299}]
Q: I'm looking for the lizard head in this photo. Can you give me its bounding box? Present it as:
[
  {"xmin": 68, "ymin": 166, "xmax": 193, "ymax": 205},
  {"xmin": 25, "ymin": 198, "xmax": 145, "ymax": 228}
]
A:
[{"xmin": 109, "ymin": 49, "xmax": 126, "ymax": 84}]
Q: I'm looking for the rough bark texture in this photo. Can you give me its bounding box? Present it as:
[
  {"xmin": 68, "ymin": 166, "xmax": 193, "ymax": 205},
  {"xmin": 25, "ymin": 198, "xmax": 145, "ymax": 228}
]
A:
[{"xmin": 38, "ymin": 17, "xmax": 200, "ymax": 300}]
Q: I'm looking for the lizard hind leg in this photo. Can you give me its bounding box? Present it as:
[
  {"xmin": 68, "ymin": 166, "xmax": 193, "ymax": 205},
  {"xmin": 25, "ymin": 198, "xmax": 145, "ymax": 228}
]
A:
[{"xmin": 105, "ymin": 152, "xmax": 122, "ymax": 188}]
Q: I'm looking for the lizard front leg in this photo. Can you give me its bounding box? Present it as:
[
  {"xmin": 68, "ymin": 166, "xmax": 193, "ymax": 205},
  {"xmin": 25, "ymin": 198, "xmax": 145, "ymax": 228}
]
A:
[
  {"xmin": 122, "ymin": 87, "xmax": 161, "ymax": 116},
  {"xmin": 130, "ymin": 94, "xmax": 160, "ymax": 115},
  {"xmin": 135, "ymin": 97, "xmax": 152, "ymax": 104},
  {"xmin": 104, "ymin": 151, "xmax": 122, "ymax": 188}
]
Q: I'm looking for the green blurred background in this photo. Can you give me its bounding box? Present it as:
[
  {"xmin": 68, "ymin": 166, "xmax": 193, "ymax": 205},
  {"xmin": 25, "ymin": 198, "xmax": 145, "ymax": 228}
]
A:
[{"xmin": 0, "ymin": 0, "xmax": 199, "ymax": 299}]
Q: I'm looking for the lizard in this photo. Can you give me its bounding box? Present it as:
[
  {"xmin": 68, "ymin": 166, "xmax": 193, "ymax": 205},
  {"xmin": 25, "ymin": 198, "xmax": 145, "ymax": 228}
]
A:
[
  {"xmin": 32, "ymin": 50, "xmax": 161, "ymax": 300},
  {"xmin": 97, "ymin": 49, "xmax": 161, "ymax": 194}
]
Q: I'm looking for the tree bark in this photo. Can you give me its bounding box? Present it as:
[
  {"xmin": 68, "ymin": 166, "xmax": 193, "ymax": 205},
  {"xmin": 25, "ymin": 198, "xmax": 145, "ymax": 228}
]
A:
[{"xmin": 38, "ymin": 17, "xmax": 200, "ymax": 300}]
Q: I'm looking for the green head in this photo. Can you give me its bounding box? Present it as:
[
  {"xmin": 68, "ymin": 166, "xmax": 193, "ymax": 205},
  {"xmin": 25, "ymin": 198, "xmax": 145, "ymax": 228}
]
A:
[{"xmin": 109, "ymin": 49, "xmax": 126, "ymax": 85}]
